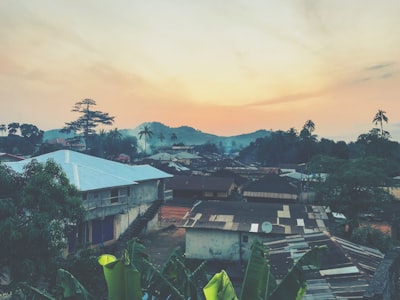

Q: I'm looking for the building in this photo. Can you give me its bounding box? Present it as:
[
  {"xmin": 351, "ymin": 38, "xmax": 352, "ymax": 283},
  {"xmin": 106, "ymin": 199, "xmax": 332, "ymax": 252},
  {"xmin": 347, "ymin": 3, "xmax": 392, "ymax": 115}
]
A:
[
  {"xmin": 265, "ymin": 232, "xmax": 384, "ymax": 299},
  {"xmin": 6, "ymin": 150, "xmax": 172, "ymax": 252},
  {"xmin": 243, "ymin": 174, "xmax": 298, "ymax": 202},
  {"xmin": 147, "ymin": 151, "xmax": 202, "ymax": 166},
  {"xmin": 0, "ymin": 152, "xmax": 25, "ymax": 162},
  {"xmin": 166, "ymin": 175, "xmax": 236, "ymax": 201},
  {"xmin": 180, "ymin": 200, "xmax": 331, "ymax": 262}
]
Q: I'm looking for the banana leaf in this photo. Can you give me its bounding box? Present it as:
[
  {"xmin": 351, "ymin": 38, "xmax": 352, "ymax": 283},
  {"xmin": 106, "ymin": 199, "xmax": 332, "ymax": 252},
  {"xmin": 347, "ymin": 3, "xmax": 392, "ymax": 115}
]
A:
[
  {"xmin": 203, "ymin": 270, "xmax": 238, "ymax": 300},
  {"xmin": 98, "ymin": 254, "xmax": 143, "ymax": 300},
  {"xmin": 19, "ymin": 282, "xmax": 58, "ymax": 300},
  {"xmin": 239, "ymin": 240, "xmax": 277, "ymax": 300},
  {"xmin": 142, "ymin": 259, "xmax": 186, "ymax": 300},
  {"xmin": 268, "ymin": 245, "xmax": 327, "ymax": 300},
  {"xmin": 57, "ymin": 268, "xmax": 91, "ymax": 300}
]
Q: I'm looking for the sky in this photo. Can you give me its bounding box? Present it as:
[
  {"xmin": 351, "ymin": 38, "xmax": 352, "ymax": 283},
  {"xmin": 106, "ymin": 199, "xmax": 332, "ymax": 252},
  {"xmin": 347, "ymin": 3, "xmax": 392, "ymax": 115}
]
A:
[{"xmin": 1, "ymin": 0, "xmax": 400, "ymax": 142}]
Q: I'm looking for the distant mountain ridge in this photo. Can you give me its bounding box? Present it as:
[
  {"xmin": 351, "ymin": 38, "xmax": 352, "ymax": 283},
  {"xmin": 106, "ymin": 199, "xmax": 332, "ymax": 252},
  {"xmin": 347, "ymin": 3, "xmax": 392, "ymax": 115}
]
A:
[{"xmin": 44, "ymin": 122, "xmax": 271, "ymax": 153}]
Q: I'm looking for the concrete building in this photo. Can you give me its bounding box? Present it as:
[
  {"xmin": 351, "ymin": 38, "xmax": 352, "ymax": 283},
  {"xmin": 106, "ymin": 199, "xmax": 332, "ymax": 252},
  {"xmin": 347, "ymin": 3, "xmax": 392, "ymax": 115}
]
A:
[
  {"xmin": 180, "ymin": 200, "xmax": 330, "ymax": 262},
  {"xmin": 166, "ymin": 175, "xmax": 236, "ymax": 201},
  {"xmin": 243, "ymin": 174, "xmax": 299, "ymax": 202},
  {"xmin": 6, "ymin": 150, "xmax": 172, "ymax": 252}
]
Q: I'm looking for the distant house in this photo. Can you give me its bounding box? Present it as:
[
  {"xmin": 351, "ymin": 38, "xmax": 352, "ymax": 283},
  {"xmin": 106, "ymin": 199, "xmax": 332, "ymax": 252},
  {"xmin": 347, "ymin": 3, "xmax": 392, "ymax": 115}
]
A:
[
  {"xmin": 147, "ymin": 151, "xmax": 202, "ymax": 166},
  {"xmin": 6, "ymin": 150, "xmax": 172, "ymax": 252},
  {"xmin": 0, "ymin": 152, "xmax": 25, "ymax": 162},
  {"xmin": 166, "ymin": 175, "xmax": 236, "ymax": 201},
  {"xmin": 181, "ymin": 200, "xmax": 331, "ymax": 261},
  {"xmin": 243, "ymin": 174, "xmax": 298, "ymax": 202},
  {"xmin": 46, "ymin": 137, "xmax": 85, "ymax": 151},
  {"xmin": 265, "ymin": 232, "xmax": 384, "ymax": 299}
]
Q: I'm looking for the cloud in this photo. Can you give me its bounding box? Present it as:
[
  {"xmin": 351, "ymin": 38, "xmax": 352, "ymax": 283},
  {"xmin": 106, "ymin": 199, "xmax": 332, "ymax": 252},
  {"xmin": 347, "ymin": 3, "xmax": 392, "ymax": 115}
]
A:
[
  {"xmin": 245, "ymin": 91, "xmax": 324, "ymax": 108},
  {"xmin": 365, "ymin": 63, "xmax": 394, "ymax": 71},
  {"xmin": 353, "ymin": 62, "xmax": 398, "ymax": 84}
]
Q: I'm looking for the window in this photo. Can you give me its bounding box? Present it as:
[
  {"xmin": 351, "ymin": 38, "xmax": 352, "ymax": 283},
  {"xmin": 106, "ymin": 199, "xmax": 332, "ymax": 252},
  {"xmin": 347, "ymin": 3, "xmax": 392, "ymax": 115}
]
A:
[
  {"xmin": 242, "ymin": 235, "xmax": 248, "ymax": 243},
  {"xmin": 204, "ymin": 191, "xmax": 214, "ymax": 198},
  {"xmin": 82, "ymin": 192, "xmax": 88, "ymax": 201},
  {"xmin": 110, "ymin": 188, "xmax": 119, "ymax": 203}
]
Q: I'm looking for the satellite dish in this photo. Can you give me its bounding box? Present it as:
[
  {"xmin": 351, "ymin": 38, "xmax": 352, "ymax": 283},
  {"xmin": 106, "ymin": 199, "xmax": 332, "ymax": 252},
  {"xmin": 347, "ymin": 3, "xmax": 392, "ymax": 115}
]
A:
[{"xmin": 261, "ymin": 221, "xmax": 273, "ymax": 234}]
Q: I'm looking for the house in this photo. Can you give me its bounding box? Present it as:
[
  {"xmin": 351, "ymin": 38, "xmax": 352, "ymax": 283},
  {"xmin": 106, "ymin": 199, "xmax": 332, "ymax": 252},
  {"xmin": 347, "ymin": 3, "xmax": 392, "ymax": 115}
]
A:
[
  {"xmin": 265, "ymin": 232, "xmax": 384, "ymax": 299},
  {"xmin": 46, "ymin": 137, "xmax": 85, "ymax": 151},
  {"xmin": 147, "ymin": 151, "xmax": 202, "ymax": 166},
  {"xmin": 166, "ymin": 175, "xmax": 236, "ymax": 201},
  {"xmin": 243, "ymin": 174, "xmax": 298, "ymax": 202},
  {"xmin": 180, "ymin": 200, "xmax": 331, "ymax": 262},
  {"xmin": 5, "ymin": 150, "xmax": 172, "ymax": 252},
  {"xmin": 0, "ymin": 152, "xmax": 25, "ymax": 162}
]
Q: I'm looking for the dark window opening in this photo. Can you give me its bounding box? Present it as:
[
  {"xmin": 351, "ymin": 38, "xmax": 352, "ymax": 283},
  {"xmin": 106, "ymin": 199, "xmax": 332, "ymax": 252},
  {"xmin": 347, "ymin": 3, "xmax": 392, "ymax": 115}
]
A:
[
  {"xmin": 243, "ymin": 235, "xmax": 248, "ymax": 243},
  {"xmin": 110, "ymin": 188, "xmax": 119, "ymax": 203}
]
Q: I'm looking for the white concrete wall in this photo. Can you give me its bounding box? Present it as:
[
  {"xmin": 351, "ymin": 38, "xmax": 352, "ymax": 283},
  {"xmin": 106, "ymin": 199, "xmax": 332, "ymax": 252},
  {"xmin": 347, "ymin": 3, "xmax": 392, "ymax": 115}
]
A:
[
  {"xmin": 116, "ymin": 203, "xmax": 151, "ymax": 238},
  {"xmin": 131, "ymin": 181, "xmax": 158, "ymax": 205},
  {"xmin": 185, "ymin": 229, "xmax": 241, "ymax": 261},
  {"xmin": 185, "ymin": 228, "xmax": 272, "ymax": 262}
]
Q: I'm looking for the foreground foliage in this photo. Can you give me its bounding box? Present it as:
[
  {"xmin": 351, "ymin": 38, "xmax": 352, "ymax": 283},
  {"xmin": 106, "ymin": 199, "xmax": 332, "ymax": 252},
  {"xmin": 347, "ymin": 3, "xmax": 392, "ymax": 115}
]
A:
[
  {"xmin": 13, "ymin": 238, "xmax": 325, "ymax": 299},
  {"xmin": 203, "ymin": 241, "xmax": 326, "ymax": 300},
  {"xmin": 0, "ymin": 160, "xmax": 84, "ymax": 294},
  {"xmin": 98, "ymin": 239, "xmax": 325, "ymax": 300}
]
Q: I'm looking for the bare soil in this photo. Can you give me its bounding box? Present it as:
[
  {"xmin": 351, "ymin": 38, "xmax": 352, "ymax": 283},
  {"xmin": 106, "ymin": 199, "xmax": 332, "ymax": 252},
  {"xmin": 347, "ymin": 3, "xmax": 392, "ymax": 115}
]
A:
[{"xmin": 141, "ymin": 226, "xmax": 186, "ymax": 268}]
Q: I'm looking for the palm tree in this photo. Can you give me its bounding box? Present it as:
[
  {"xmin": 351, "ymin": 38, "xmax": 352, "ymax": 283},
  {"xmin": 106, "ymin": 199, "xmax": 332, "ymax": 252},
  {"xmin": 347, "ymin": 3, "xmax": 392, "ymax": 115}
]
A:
[
  {"xmin": 7, "ymin": 122, "xmax": 20, "ymax": 136},
  {"xmin": 372, "ymin": 109, "xmax": 388, "ymax": 137},
  {"xmin": 304, "ymin": 119, "xmax": 315, "ymax": 135},
  {"xmin": 170, "ymin": 132, "xmax": 177, "ymax": 145},
  {"xmin": 158, "ymin": 132, "xmax": 165, "ymax": 145},
  {"xmin": 138, "ymin": 124, "xmax": 153, "ymax": 154},
  {"xmin": 108, "ymin": 128, "xmax": 122, "ymax": 141},
  {"xmin": 0, "ymin": 124, "xmax": 6, "ymax": 136}
]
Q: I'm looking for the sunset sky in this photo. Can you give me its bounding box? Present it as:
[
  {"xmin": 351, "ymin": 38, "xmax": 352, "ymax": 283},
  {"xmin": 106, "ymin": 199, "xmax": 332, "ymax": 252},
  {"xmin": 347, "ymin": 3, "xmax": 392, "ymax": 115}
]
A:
[{"xmin": 1, "ymin": 0, "xmax": 400, "ymax": 142}]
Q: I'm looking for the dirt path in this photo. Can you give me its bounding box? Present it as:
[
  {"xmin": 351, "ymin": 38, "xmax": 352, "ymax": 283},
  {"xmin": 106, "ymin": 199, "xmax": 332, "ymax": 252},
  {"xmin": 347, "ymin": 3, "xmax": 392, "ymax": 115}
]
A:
[{"xmin": 142, "ymin": 226, "xmax": 186, "ymax": 268}]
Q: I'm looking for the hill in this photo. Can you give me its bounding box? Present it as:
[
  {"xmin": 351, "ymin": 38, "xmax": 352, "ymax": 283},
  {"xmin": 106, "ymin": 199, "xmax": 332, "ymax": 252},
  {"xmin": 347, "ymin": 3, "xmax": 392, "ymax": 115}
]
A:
[
  {"xmin": 43, "ymin": 129, "xmax": 76, "ymax": 141},
  {"xmin": 121, "ymin": 122, "xmax": 270, "ymax": 153},
  {"xmin": 43, "ymin": 122, "xmax": 271, "ymax": 153}
]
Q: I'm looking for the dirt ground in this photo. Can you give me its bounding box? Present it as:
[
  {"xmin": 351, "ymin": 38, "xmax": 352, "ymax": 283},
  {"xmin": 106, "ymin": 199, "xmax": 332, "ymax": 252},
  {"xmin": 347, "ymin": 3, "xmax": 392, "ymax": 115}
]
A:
[{"xmin": 141, "ymin": 226, "xmax": 186, "ymax": 268}]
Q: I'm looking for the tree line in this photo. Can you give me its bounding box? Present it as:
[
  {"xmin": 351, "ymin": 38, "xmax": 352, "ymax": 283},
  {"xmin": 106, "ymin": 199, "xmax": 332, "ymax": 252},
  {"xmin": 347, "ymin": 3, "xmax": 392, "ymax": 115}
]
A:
[
  {"xmin": 239, "ymin": 111, "xmax": 399, "ymax": 167},
  {"xmin": 0, "ymin": 99, "xmax": 183, "ymax": 160}
]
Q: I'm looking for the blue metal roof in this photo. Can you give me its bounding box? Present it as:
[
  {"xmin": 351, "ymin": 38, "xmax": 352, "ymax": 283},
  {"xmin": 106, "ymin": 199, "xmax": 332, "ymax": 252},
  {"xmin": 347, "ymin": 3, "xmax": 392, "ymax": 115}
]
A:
[{"xmin": 5, "ymin": 150, "xmax": 172, "ymax": 191}]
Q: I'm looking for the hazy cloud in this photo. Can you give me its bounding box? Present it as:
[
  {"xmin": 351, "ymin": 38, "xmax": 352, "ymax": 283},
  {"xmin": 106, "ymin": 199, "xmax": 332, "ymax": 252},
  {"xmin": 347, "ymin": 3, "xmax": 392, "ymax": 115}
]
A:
[
  {"xmin": 365, "ymin": 63, "xmax": 394, "ymax": 71},
  {"xmin": 353, "ymin": 62, "xmax": 398, "ymax": 83},
  {"xmin": 246, "ymin": 91, "xmax": 324, "ymax": 107}
]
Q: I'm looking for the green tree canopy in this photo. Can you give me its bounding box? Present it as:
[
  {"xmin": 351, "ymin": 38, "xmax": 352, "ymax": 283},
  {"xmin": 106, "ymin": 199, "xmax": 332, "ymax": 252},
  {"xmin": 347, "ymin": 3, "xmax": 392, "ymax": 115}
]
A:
[
  {"xmin": 311, "ymin": 156, "xmax": 395, "ymax": 232},
  {"xmin": 0, "ymin": 160, "xmax": 84, "ymax": 293},
  {"xmin": 61, "ymin": 99, "xmax": 115, "ymax": 150}
]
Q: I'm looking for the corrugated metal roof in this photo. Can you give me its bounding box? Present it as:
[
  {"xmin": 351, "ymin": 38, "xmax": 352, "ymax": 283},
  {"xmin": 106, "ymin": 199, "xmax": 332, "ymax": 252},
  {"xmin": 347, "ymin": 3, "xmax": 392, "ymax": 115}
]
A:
[
  {"xmin": 180, "ymin": 201, "xmax": 330, "ymax": 235},
  {"xmin": 264, "ymin": 232, "xmax": 384, "ymax": 299},
  {"xmin": 147, "ymin": 151, "xmax": 201, "ymax": 161},
  {"xmin": 5, "ymin": 150, "xmax": 172, "ymax": 191},
  {"xmin": 243, "ymin": 174, "xmax": 298, "ymax": 194},
  {"xmin": 166, "ymin": 175, "xmax": 235, "ymax": 191}
]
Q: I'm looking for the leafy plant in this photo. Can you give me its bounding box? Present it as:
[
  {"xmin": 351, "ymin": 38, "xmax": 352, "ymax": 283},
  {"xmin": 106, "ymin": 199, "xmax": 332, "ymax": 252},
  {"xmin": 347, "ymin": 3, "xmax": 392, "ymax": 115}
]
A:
[
  {"xmin": 98, "ymin": 238, "xmax": 209, "ymax": 300},
  {"xmin": 203, "ymin": 240, "xmax": 326, "ymax": 300}
]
